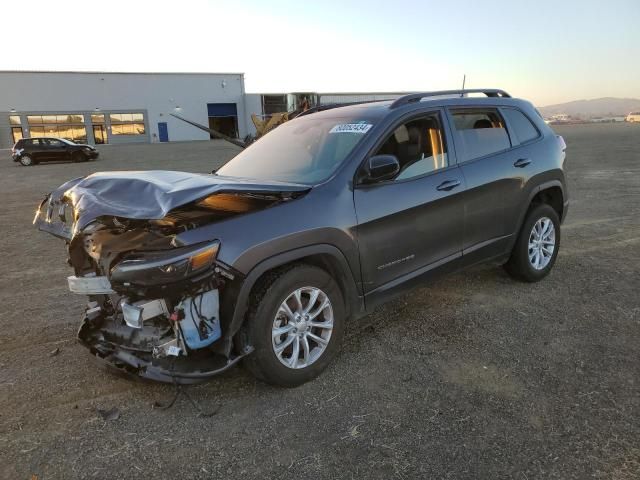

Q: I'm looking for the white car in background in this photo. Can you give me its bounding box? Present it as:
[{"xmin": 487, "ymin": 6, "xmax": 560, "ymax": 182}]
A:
[{"xmin": 626, "ymin": 112, "xmax": 640, "ymax": 122}]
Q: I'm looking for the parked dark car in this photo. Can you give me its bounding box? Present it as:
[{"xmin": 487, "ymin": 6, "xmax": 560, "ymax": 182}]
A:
[
  {"xmin": 12, "ymin": 137, "xmax": 98, "ymax": 166},
  {"xmin": 34, "ymin": 89, "xmax": 568, "ymax": 386}
]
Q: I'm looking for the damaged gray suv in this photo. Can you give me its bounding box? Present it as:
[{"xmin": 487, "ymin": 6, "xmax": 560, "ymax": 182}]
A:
[{"xmin": 35, "ymin": 89, "xmax": 569, "ymax": 386}]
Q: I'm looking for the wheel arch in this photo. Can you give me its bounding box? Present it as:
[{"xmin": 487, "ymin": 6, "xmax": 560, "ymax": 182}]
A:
[
  {"xmin": 529, "ymin": 182, "xmax": 565, "ymax": 220},
  {"xmin": 222, "ymin": 244, "xmax": 364, "ymax": 354},
  {"xmin": 506, "ymin": 180, "xmax": 566, "ymax": 255},
  {"xmin": 521, "ymin": 180, "xmax": 566, "ymax": 227}
]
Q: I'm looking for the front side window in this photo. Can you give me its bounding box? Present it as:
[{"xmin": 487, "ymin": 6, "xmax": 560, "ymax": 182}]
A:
[
  {"xmin": 501, "ymin": 108, "xmax": 540, "ymax": 145},
  {"xmin": 371, "ymin": 113, "xmax": 448, "ymax": 181},
  {"xmin": 46, "ymin": 139, "xmax": 64, "ymax": 147},
  {"xmin": 217, "ymin": 116, "xmax": 374, "ymax": 184},
  {"xmin": 449, "ymin": 108, "xmax": 511, "ymax": 162}
]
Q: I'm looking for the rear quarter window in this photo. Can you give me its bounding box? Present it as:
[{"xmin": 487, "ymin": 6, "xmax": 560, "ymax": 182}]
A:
[{"xmin": 501, "ymin": 108, "xmax": 540, "ymax": 145}]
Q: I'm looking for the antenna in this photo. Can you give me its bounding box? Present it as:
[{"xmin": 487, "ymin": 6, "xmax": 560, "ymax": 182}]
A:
[{"xmin": 461, "ymin": 74, "xmax": 466, "ymax": 97}]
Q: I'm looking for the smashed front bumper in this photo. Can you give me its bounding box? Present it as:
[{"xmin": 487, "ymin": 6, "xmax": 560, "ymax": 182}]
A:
[
  {"xmin": 69, "ymin": 271, "xmax": 249, "ymax": 384},
  {"xmin": 79, "ymin": 330, "xmax": 252, "ymax": 384},
  {"xmin": 77, "ymin": 307, "xmax": 252, "ymax": 384}
]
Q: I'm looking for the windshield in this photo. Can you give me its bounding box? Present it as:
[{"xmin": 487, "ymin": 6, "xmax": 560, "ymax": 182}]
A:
[
  {"xmin": 58, "ymin": 138, "xmax": 76, "ymax": 145},
  {"xmin": 217, "ymin": 116, "xmax": 374, "ymax": 184}
]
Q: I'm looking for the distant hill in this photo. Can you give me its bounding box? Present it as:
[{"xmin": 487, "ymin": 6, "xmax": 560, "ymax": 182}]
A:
[{"xmin": 538, "ymin": 97, "xmax": 640, "ymax": 119}]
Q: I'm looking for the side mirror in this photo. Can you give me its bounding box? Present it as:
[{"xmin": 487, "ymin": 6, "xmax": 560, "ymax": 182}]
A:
[{"xmin": 366, "ymin": 154, "xmax": 399, "ymax": 182}]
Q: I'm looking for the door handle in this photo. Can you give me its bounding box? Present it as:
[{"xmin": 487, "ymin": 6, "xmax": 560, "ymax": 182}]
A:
[
  {"xmin": 514, "ymin": 158, "xmax": 531, "ymax": 168},
  {"xmin": 436, "ymin": 179, "xmax": 461, "ymax": 191}
]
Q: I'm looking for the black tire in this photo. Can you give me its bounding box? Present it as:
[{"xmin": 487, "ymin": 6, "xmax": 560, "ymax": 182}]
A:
[
  {"xmin": 72, "ymin": 151, "xmax": 86, "ymax": 163},
  {"xmin": 242, "ymin": 264, "xmax": 345, "ymax": 387},
  {"xmin": 19, "ymin": 154, "xmax": 34, "ymax": 166},
  {"xmin": 504, "ymin": 203, "xmax": 561, "ymax": 282}
]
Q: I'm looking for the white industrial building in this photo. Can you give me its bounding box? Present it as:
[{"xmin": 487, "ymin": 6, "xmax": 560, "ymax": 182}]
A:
[
  {"xmin": 0, "ymin": 70, "xmax": 409, "ymax": 149},
  {"xmin": 0, "ymin": 71, "xmax": 250, "ymax": 148}
]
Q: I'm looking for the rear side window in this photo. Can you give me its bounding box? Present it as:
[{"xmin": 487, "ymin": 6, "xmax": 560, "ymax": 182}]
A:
[
  {"xmin": 501, "ymin": 108, "xmax": 540, "ymax": 145},
  {"xmin": 449, "ymin": 109, "xmax": 510, "ymax": 162},
  {"xmin": 26, "ymin": 139, "xmax": 42, "ymax": 146}
]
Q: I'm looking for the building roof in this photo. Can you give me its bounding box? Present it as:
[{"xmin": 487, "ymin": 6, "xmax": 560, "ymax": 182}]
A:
[{"xmin": 0, "ymin": 70, "xmax": 244, "ymax": 76}]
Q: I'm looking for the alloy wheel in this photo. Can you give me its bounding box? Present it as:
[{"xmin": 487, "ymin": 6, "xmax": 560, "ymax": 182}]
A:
[
  {"xmin": 528, "ymin": 217, "xmax": 555, "ymax": 270},
  {"xmin": 271, "ymin": 287, "xmax": 334, "ymax": 369}
]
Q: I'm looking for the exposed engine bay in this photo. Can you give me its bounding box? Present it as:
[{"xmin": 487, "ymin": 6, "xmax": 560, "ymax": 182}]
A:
[{"xmin": 34, "ymin": 170, "xmax": 309, "ymax": 383}]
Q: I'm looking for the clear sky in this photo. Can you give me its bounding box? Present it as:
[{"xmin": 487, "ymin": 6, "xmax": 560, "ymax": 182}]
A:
[{"xmin": 3, "ymin": 0, "xmax": 639, "ymax": 106}]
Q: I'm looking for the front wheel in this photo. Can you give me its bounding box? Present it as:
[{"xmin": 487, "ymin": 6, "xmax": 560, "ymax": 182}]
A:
[
  {"xmin": 72, "ymin": 152, "xmax": 86, "ymax": 163},
  {"xmin": 504, "ymin": 204, "xmax": 561, "ymax": 282},
  {"xmin": 242, "ymin": 264, "xmax": 345, "ymax": 386}
]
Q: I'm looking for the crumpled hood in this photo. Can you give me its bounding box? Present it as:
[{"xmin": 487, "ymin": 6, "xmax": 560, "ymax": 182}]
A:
[{"xmin": 36, "ymin": 170, "xmax": 310, "ymax": 237}]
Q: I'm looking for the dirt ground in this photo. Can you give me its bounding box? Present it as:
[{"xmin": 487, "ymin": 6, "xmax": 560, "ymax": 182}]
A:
[{"xmin": 1, "ymin": 124, "xmax": 639, "ymax": 479}]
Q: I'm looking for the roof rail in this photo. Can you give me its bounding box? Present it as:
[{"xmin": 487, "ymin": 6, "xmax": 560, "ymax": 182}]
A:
[{"xmin": 390, "ymin": 89, "xmax": 511, "ymax": 109}]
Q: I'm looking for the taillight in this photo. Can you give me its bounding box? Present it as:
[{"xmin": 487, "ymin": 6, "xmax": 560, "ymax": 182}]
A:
[
  {"xmin": 557, "ymin": 135, "xmax": 566, "ymax": 152},
  {"xmin": 557, "ymin": 135, "xmax": 566, "ymax": 164}
]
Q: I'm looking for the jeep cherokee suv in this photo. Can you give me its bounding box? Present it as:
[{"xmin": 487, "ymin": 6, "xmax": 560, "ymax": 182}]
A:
[{"xmin": 34, "ymin": 89, "xmax": 568, "ymax": 386}]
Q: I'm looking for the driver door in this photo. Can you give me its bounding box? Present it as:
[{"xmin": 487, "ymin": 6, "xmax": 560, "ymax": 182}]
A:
[{"xmin": 354, "ymin": 111, "xmax": 465, "ymax": 303}]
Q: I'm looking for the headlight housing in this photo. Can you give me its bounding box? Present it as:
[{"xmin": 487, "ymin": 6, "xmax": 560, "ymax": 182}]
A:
[{"xmin": 110, "ymin": 241, "xmax": 219, "ymax": 287}]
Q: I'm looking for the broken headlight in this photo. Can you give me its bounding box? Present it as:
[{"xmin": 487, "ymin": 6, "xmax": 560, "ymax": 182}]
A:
[{"xmin": 110, "ymin": 241, "xmax": 219, "ymax": 287}]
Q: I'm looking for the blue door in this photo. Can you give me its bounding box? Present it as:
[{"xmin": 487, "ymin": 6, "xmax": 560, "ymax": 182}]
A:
[{"xmin": 158, "ymin": 122, "xmax": 169, "ymax": 142}]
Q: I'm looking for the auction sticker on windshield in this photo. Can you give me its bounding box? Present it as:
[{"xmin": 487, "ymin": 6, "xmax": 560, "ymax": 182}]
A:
[{"xmin": 329, "ymin": 123, "xmax": 373, "ymax": 134}]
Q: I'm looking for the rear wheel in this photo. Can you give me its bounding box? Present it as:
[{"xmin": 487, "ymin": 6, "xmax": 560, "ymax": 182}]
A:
[
  {"xmin": 19, "ymin": 154, "xmax": 34, "ymax": 166},
  {"xmin": 243, "ymin": 264, "xmax": 345, "ymax": 386},
  {"xmin": 20, "ymin": 154, "xmax": 36, "ymax": 167},
  {"xmin": 504, "ymin": 204, "xmax": 560, "ymax": 282}
]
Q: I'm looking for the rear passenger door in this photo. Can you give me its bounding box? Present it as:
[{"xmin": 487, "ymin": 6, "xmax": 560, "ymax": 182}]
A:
[
  {"xmin": 498, "ymin": 107, "xmax": 543, "ymax": 233},
  {"xmin": 27, "ymin": 139, "xmax": 47, "ymax": 161},
  {"xmin": 446, "ymin": 108, "xmax": 519, "ymax": 258}
]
